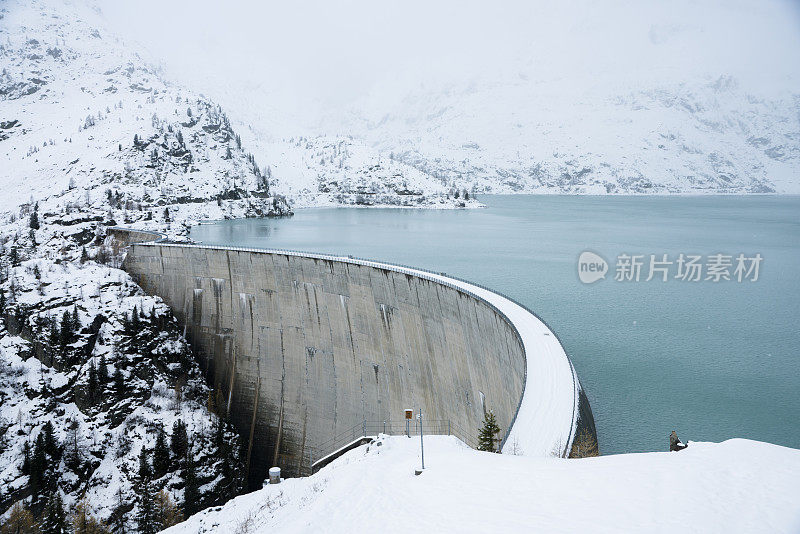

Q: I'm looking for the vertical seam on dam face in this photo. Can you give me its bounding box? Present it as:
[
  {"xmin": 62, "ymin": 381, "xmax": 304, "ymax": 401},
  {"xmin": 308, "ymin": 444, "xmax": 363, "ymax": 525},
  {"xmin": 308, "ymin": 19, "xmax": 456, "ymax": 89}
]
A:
[{"xmin": 121, "ymin": 239, "xmax": 590, "ymax": 482}]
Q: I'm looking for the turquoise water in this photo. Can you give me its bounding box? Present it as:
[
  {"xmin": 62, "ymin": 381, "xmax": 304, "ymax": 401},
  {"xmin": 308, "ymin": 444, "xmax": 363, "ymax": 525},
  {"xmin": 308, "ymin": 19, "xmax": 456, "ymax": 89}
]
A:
[{"xmin": 190, "ymin": 196, "xmax": 800, "ymax": 455}]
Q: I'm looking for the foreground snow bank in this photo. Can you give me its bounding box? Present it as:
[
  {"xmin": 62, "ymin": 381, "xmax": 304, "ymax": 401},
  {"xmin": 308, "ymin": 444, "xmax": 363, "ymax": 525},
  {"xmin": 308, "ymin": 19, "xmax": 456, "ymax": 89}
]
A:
[{"xmin": 165, "ymin": 435, "xmax": 800, "ymax": 534}]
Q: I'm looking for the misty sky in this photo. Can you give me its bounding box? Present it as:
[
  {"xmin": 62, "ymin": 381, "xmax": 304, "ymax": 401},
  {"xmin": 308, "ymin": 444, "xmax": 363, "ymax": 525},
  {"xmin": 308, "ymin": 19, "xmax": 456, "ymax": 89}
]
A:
[{"xmin": 99, "ymin": 0, "xmax": 800, "ymax": 134}]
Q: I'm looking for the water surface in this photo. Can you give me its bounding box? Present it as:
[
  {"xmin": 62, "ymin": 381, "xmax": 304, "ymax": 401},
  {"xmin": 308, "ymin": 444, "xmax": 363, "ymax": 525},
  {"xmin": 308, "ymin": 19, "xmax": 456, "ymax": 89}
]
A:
[{"xmin": 191, "ymin": 196, "xmax": 800, "ymax": 455}]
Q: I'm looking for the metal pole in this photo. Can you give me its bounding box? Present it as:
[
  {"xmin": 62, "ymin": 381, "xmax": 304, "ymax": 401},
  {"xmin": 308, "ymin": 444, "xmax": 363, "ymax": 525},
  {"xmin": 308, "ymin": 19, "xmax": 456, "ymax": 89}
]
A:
[
  {"xmin": 363, "ymin": 419, "xmax": 367, "ymax": 437},
  {"xmin": 419, "ymin": 409, "xmax": 425, "ymax": 470},
  {"xmin": 406, "ymin": 418, "xmax": 409, "ymax": 438},
  {"xmin": 383, "ymin": 421, "xmax": 386, "ymax": 434},
  {"xmin": 448, "ymin": 419, "xmax": 451, "ymax": 436}
]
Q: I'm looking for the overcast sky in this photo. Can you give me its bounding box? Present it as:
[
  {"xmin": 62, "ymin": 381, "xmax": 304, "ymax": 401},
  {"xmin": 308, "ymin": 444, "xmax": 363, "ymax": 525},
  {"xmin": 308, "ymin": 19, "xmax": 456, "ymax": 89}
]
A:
[{"xmin": 99, "ymin": 0, "xmax": 800, "ymax": 133}]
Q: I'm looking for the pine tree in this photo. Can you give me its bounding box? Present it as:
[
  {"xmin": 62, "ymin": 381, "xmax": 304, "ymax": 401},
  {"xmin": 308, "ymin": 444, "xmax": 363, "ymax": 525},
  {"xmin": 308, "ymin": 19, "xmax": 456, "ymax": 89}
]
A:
[
  {"xmin": 152, "ymin": 427, "xmax": 170, "ymax": 479},
  {"xmin": 130, "ymin": 306, "xmax": 140, "ymax": 333},
  {"xmin": 181, "ymin": 444, "xmax": 200, "ymax": 518},
  {"xmin": 120, "ymin": 310, "xmax": 131, "ymax": 333},
  {"xmin": 163, "ymin": 207, "xmax": 170, "ymax": 223},
  {"xmin": 135, "ymin": 448, "xmax": 157, "ymax": 534},
  {"xmin": 87, "ymin": 360, "xmax": 99, "ymax": 406},
  {"xmin": 29, "ymin": 433, "xmax": 48, "ymax": 504},
  {"xmin": 29, "ymin": 209, "xmax": 40, "ymax": 230},
  {"xmin": 113, "ymin": 363, "xmax": 125, "ymax": 399},
  {"xmin": 477, "ymin": 410, "xmax": 502, "ymax": 453},
  {"xmin": 42, "ymin": 421, "xmax": 60, "ymax": 460},
  {"xmin": 137, "ymin": 447, "xmax": 151, "ymax": 484},
  {"xmin": 98, "ymin": 354, "xmax": 109, "ymax": 386},
  {"xmin": 9, "ymin": 245, "xmax": 20, "ymax": 267},
  {"xmin": 59, "ymin": 310, "xmax": 74, "ymax": 348},
  {"xmin": 170, "ymin": 420, "xmax": 188, "ymax": 460},
  {"xmin": 212, "ymin": 419, "xmax": 242, "ymax": 501},
  {"xmin": 63, "ymin": 423, "xmax": 81, "ymax": 472},
  {"xmin": 80, "ymin": 247, "xmax": 89, "ymax": 263},
  {"xmin": 40, "ymin": 492, "xmax": 67, "ymax": 534},
  {"xmin": 21, "ymin": 440, "xmax": 31, "ymax": 475}
]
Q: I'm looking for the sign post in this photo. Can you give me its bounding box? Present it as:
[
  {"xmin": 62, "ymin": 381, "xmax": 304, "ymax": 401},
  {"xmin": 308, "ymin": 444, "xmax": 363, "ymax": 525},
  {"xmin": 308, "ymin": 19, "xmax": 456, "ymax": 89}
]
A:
[
  {"xmin": 418, "ymin": 409, "xmax": 425, "ymax": 471},
  {"xmin": 404, "ymin": 408, "xmax": 413, "ymax": 438}
]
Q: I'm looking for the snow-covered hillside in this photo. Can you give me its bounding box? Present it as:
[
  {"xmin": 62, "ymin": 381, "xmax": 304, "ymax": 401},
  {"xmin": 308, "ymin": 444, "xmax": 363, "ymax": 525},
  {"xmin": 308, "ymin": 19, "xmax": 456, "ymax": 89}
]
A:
[
  {"xmin": 0, "ymin": 230, "xmax": 244, "ymax": 525},
  {"xmin": 352, "ymin": 73, "xmax": 800, "ymax": 195},
  {"xmin": 252, "ymin": 135, "xmax": 481, "ymax": 209},
  {"xmin": 0, "ymin": 0, "xmax": 477, "ymax": 214},
  {"xmin": 98, "ymin": 0, "xmax": 800, "ymax": 196},
  {"xmin": 165, "ymin": 434, "xmax": 800, "ymax": 534},
  {"xmin": 0, "ymin": 0, "xmax": 294, "ymax": 221}
]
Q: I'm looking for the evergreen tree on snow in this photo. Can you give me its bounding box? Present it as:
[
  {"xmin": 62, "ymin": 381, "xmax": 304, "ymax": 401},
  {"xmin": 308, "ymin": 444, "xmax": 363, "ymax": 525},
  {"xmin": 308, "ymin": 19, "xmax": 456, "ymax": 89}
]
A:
[
  {"xmin": 40, "ymin": 491, "xmax": 67, "ymax": 534},
  {"xmin": 42, "ymin": 421, "xmax": 60, "ymax": 460},
  {"xmin": 98, "ymin": 354, "xmax": 109, "ymax": 386},
  {"xmin": 170, "ymin": 419, "xmax": 188, "ymax": 459},
  {"xmin": 135, "ymin": 448, "xmax": 157, "ymax": 534},
  {"xmin": 29, "ymin": 207, "xmax": 40, "ymax": 230},
  {"xmin": 29, "ymin": 432, "xmax": 48, "ymax": 505},
  {"xmin": 477, "ymin": 410, "xmax": 501, "ymax": 453},
  {"xmin": 113, "ymin": 361, "xmax": 125, "ymax": 399},
  {"xmin": 182, "ymin": 442, "xmax": 200, "ymax": 517},
  {"xmin": 152, "ymin": 427, "xmax": 170, "ymax": 479}
]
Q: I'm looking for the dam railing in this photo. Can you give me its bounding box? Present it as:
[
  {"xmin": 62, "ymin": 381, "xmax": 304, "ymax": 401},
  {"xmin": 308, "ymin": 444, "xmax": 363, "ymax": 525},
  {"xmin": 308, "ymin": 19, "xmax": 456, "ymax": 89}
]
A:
[
  {"xmin": 309, "ymin": 418, "xmax": 480, "ymax": 475},
  {"xmin": 120, "ymin": 230, "xmax": 580, "ymax": 458}
]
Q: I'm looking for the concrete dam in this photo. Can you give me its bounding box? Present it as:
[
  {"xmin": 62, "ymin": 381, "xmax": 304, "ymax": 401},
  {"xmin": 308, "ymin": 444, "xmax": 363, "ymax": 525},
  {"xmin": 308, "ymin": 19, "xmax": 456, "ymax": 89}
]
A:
[{"xmin": 123, "ymin": 240, "xmax": 596, "ymax": 483}]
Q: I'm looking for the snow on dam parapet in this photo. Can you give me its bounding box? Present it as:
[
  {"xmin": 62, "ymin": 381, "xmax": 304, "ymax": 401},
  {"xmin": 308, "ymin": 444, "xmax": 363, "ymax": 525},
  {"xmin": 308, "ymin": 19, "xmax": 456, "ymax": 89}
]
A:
[{"xmin": 123, "ymin": 241, "xmax": 596, "ymax": 482}]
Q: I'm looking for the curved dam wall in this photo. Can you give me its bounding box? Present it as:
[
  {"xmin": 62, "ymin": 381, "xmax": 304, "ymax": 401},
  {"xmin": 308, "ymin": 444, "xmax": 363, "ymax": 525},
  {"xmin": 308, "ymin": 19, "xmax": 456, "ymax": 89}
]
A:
[{"xmin": 124, "ymin": 243, "xmax": 530, "ymax": 482}]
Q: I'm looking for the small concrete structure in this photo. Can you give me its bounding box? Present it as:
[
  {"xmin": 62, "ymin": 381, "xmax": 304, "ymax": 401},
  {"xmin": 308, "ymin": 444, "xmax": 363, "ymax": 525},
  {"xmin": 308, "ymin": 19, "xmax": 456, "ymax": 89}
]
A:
[{"xmin": 268, "ymin": 467, "xmax": 281, "ymax": 484}]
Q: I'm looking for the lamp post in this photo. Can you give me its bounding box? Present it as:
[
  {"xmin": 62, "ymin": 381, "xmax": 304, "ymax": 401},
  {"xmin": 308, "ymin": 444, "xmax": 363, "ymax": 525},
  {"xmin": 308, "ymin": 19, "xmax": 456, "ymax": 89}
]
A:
[{"xmin": 418, "ymin": 409, "xmax": 425, "ymax": 471}]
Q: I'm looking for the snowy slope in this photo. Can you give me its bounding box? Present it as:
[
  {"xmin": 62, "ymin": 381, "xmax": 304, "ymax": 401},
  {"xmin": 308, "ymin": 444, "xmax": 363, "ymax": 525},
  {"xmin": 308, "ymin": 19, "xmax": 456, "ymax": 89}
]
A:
[
  {"xmin": 0, "ymin": 256, "xmax": 244, "ymax": 522},
  {"xmin": 350, "ymin": 74, "xmax": 800, "ymax": 195},
  {"xmin": 0, "ymin": 0, "xmax": 478, "ymax": 213},
  {"xmin": 164, "ymin": 435, "xmax": 800, "ymax": 534},
  {"xmin": 0, "ymin": 0, "xmax": 294, "ymax": 222},
  {"xmin": 96, "ymin": 0, "xmax": 800, "ymax": 196}
]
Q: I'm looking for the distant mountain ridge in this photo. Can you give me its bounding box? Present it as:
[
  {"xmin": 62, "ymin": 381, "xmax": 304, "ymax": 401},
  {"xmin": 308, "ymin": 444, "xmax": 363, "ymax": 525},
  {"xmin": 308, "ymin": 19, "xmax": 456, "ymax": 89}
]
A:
[{"xmin": 343, "ymin": 73, "xmax": 800, "ymax": 195}]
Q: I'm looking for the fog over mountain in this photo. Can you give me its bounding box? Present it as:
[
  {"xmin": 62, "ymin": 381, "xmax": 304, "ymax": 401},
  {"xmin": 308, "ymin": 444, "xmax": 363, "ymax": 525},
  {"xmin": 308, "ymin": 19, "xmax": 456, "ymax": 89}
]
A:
[{"xmin": 97, "ymin": 0, "xmax": 800, "ymax": 195}]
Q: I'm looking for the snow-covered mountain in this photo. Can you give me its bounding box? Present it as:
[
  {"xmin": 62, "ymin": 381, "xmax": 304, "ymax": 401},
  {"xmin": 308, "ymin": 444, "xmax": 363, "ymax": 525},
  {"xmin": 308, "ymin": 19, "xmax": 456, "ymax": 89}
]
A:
[
  {"xmin": 0, "ymin": 0, "xmax": 478, "ymax": 214},
  {"xmin": 347, "ymin": 73, "xmax": 800, "ymax": 194},
  {"xmin": 96, "ymin": 0, "xmax": 800, "ymax": 196}
]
